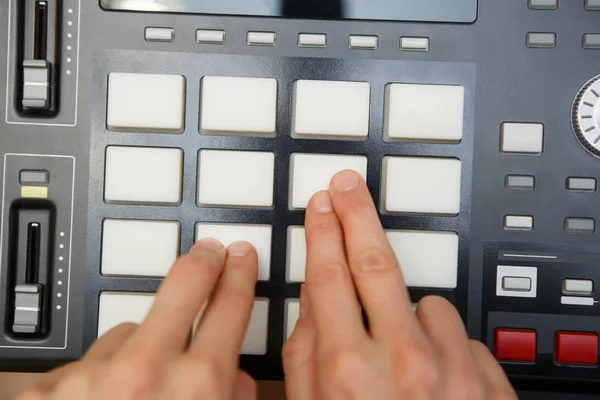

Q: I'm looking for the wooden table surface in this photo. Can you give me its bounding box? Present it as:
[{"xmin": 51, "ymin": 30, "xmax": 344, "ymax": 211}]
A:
[{"xmin": 0, "ymin": 373, "xmax": 286, "ymax": 400}]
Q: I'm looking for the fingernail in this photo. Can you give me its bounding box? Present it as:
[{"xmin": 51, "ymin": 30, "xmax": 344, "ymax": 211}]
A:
[
  {"xmin": 228, "ymin": 241, "xmax": 253, "ymax": 257},
  {"xmin": 332, "ymin": 170, "xmax": 359, "ymax": 192},
  {"xmin": 195, "ymin": 238, "xmax": 224, "ymax": 251},
  {"xmin": 312, "ymin": 191, "xmax": 332, "ymax": 213},
  {"xmin": 299, "ymin": 284, "xmax": 310, "ymax": 318}
]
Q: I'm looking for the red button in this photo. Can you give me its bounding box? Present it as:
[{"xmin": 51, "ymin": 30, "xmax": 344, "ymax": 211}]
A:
[
  {"xmin": 555, "ymin": 332, "xmax": 599, "ymax": 366},
  {"xmin": 494, "ymin": 328, "xmax": 537, "ymax": 362}
]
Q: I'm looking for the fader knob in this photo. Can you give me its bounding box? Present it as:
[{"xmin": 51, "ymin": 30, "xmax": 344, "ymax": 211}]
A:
[{"xmin": 572, "ymin": 75, "xmax": 600, "ymax": 157}]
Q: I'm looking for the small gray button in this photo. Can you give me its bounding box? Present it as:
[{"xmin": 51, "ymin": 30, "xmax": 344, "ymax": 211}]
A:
[
  {"xmin": 19, "ymin": 170, "xmax": 49, "ymax": 185},
  {"xmin": 527, "ymin": 32, "xmax": 557, "ymax": 48},
  {"xmin": 502, "ymin": 276, "xmax": 532, "ymax": 292},
  {"xmin": 13, "ymin": 284, "xmax": 42, "ymax": 334},
  {"xmin": 145, "ymin": 27, "xmax": 174, "ymax": 42},
  {"xmin": 22, "ymin": 60, "xmax": 50, "ymax": 109},
  {"xmin": 583, "ymin": 34, "xmax": 600, "ymax": 49},
  {"xmin": 565, "ymin": 218, "xmax": 595, "ymax": 233},
  {"xmin": 505, "ymin": 175, "xmax": 535, "ymax": 190},
  {"xmin": 567, "ymin": 177, "xmax": 596, "ymax": 192},
  {"xmin": 400, "ymin": 37, "xmax": 430, "ymax": 51},
  {"xmin": 585, "ymin": 0, "xmax": 600, "ymax": 10},
  {"xmin": 528, "ymin": 0, "xmax": 558, "ymax": 9},
  {"xmin": 563, "ymin": 279, "xmax": 594, "ymax": 296}
]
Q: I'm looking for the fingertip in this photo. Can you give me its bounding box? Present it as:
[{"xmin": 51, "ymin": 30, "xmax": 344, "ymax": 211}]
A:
[
  {"xmin": 330, "ymin": 170, "xmax": 362, "ymax": 192},
  {"xmin": 228, "ymin": 241, "xmax": 256, "ymax": 258}
]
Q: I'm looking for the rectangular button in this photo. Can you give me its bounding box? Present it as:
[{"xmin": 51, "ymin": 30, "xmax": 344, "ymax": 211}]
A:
[
  {"xmin": 565, "ymin": 218, "xmax": 595, "ymax": 233},
  {"xmin": 563, "ymin": 279, "xmax": 594, "ymax": 296},
  {"xmin": 242, "ymin": 299, "xmax": 269, "ymax": 355},
  {"xmin": 561, "ymin": 296, "xmax": 595, "ymax": 306},
  {"xmin": 104, "ymin": 146, "xmax": 183, "ymax": 205},
  {"xmin": 400, "ymin": 37, "xmax": 430, "ymax": 51},
  {"xmin": 585, "ymin": 0, "xmax": 600, "ymax": 10},
  {"xmin": 145, "ymin": 27, "xmax": 174, "ymax": 42},
  {"xmin": 527, "ymin": 32, "xmax": 557, "ymax": 48},
  {"xmin": 387, "ymin": 230, "xmax": 459, "ymax": 289},
  {"xmin": 290, "ymin": 153, "xmax": 367, "ymax": 209},
  {"xmin": 495, "ymin": 329, "xmax": 537, "ymax": 362},
  {"xmin": 196, "ymin": 223, "xmax": 272, "ymax": 281},
  {"xmin": 196, "ymin": 29, "xmax": 225, "ymax": 44},
  {"xmin": 502, "ymin": 277, "xmax": 532, "ymax": 292},
  {"xmin": 505, "ymin": 175, "xmax": 535, "ymax": 190},
  {"xmin": 385, "ymin": 84, "xmax": 464, "ymax": 142},
  {"xmin": 247, "ymin": 31, "xmax": 276, "ymax": 46},
  {"xmin": 102, "ymin": 220, "xmax": 180, "ymax": 277},
  {"xmin": 107, "ymin": 73, "xmax": 186, "ymax": 133},
  {"xmin": 567, "ymin": 177, "xmax": 597, "ymax": 192},
  {"xmin": 583, "ymin": 34, "xmax": 600, "ymax": 49},
  {"xmin": 555, "ymin": 332, "xmax": 599, "ymax": 365},
  {"xmin": 528, "ymin": 0, "xmax": 558, "ymax": 9},
  {"xmin": 19, "ymin": 170, "xmax": 49, "ymax": 185},
  {"xmin": 200, "ymin": 76, "xmax": 278, "ymax": 135},
  {"xmin": 349, "ymin": 35, "xmax": 378, "ymax": 49},
  {"xmin": 501, "ymin": 123, "xmax": 544, "ymax": 154},
  {"xmin": 497, "ymin": 265, "xmax": 538, "ymax": 298},
  {"xmin": 197, "ymin": 150, "xmax": 275, "ymax": 208},
  {"xmin": 285, "ymin": 300, "xmax": 300, "ymax": 340},
  {"xmin": 287, "ymin": 226, "xmax": 307, "ymax": 283},
  {"xmin": 383, "ymin": 157, "xmax": 462, "ymax": 215},
  {"xmin": 293, "ymin": 80, "xmax": 371, "ymax": 139},
  {"xmin": 298, "ymin": 33, "xmax": 327, "ymax": 47},
  {"xmin": 504, "ymin": 215, "xmax": 534, "ymax": 230},
  {"xmin": 98, "ymin": 292, "xmax": 155, "ymax": 337}
]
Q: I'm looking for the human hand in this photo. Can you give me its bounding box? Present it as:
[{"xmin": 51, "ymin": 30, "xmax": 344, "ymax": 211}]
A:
[
  {"xmin": 17, "ymin": 239, "xmax": 259, "ymax": 400},
  {"xmin": 283, "ymin": 170, "xmax": 517, "ymax": 400}
]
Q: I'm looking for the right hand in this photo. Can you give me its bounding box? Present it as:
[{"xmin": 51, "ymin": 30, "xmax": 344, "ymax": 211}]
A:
[{"xmin": 282, "ymin": 170, "xmax": 517, "ymax": 400}]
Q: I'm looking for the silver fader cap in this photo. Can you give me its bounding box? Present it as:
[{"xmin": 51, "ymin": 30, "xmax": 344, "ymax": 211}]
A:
[
  {"xmin": 22, "ymin": 60, "xmax": 50, "ymax": 110},
  {"xmin": 13, "ymin": 284, "xmax": 42, "ymax": 334}
]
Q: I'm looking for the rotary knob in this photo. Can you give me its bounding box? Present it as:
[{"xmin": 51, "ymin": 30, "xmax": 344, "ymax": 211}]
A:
[{"xmin": 572, "ymin": 75, "xmax": 600, "ymax": 157}]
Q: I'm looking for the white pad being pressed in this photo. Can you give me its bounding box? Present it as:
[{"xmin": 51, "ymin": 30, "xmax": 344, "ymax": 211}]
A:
[
  {"xmin": 386, "ymin": 230, "xmax": 459, "ymax": 289},
  {"xmin": 198, "ymin": 150, "xmax": 275, "ymax": 208},
  {"xmin": 196, "ymin": 223, "xmax": 272, "ymax": 281},
  {"xmin": 104, "ymin": 146, "xmax": 183, "ymax": 204},
  {"xmin": 383, "ymin": 156, "xmax": 461, "ymax": 215},
  {"xmin": 287, "ymin": 226, "xmax": 307, "ymax": 283},
  {"xmin": 101, "ymin": 219, "xmax": 180, "ymax": 277},
  {"xmin": 107, "ymin": 73, "xmax": 185, "ymax": 132},
  {"xmin": 385, "ymin": 83, "xmax": 464, "ymax": 142},
  {"xmin": 201, "ymin": 76, "xmax": 278, "ymax": 135},
  {"xmin": 97, "ymin": 292, "xmax": 155, "ymax": 337},
  {"xmin": 285, "ymin": 300, "xmax": 300, "ymax": 340},
  {"xmin": 242, "ymin": 299, "xmax": 269, "ymax": 355},
  {"xmin": 290, "ymin": 153, "xmax": 368, "ymax": 209},
  {"xmin": 500, "ymin": 123, "xmax": 544, "ymax": 154},
  {"xmin": 293, "ymin": 80, "xmax": 371, "ymax": 138}
]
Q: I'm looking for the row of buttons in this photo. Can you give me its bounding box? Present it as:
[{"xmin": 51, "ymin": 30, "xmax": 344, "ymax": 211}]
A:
[
  {"xmin": 107, "ymin": 73, "xmax": 465, "ymax": 143},
  {"xmin": 104, "ymin": 147, "xmax": 463, "ymax": 214},
  {"xmin": 529, "ymin": 0, "xmax": 600, "ymax": 10},
  {"xmin": 525, "ymin": 32, "xmax": 600, "ymax": 49},
  {"xmin": 144, "ymin": 27, "xmax": 430, "ymax": 51},
  {"xmin": 495, "ymin": 329, "xmax": 599, "ymax": 366},
  {"xmin": 101, "ymin": 220, "xmax": 459, "ymax": 289},
  {"xmin": 505, "ymin": 175, "xmax": 598, "ymax": 192},
  {"xmin": 504, "ymin": 215, "xmax": 596, "ymax": 232}
]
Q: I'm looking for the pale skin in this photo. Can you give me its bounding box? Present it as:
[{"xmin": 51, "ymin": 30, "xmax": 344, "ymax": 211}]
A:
[{"xmin": 16, "ymin": 170, "xmax": 517, "ymax": 400}]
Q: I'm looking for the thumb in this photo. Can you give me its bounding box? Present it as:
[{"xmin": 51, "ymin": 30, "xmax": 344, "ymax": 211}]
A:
[{"xmin": 282, "ymin": 285, "xmax": 317, "ymax": 400}]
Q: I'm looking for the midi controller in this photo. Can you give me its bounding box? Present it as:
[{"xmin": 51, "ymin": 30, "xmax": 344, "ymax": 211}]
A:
[{"xmin": 1, "ymin": 1, "xmax": 600, "ymax": 397}]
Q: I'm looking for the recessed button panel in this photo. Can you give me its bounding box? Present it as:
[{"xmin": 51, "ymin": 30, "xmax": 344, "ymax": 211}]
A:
[
  {"xmin": 562, "ymin": 279, "xmax": 594, "ymax": 296},
  {"xmin": 502, "ymin": 276, "xmax": 532, "ymax": 292},
  {"xmin": 567, "ymin": 177, "xmax": 597, "ymax": 192},
  {"xmin": 400, "ymin": 37, "xmax": 430, "ymax": 51},
  {"xmin": 97, "ymin": 292, "xmax": 155, "ymax": 338},
  {"xmin": 497, "ymin": 265, "xmax": 537, "ymax": 298},
  {"xmin": 583, "ymin": 34, "xmax": 600, "ymax": 49},
  {"xmin": 495, "ymin": 329, "xmax": 537, "ymax": 362},
  {"xmin": 501, "ymin": 123, "xmax": 544, "ymax": 154},
  {"xmin": 144, "ymin": 27, "xmax": 174, "ymax": 42},
  {"xmin": 298, "ymin": 33, "xmax": 327, "ymax": 47},
  {"xmin": 526, "ymin": 32, "xmax": 557, "ymax": 49},
  {"xmin": 555, "ymin": 332, "xmax": 599, "ymax": 366},
  {"xmin": 196, "ymin": 29, "xmax": 225, "ymax": 44},
  {"xmin": 585, "ymin": 0, "xmax": 600, "ymax": 10},
  {"xmin": 528, "ymin": 0, "xmax": 558, "ymax": 10},
  {"xmin": 565, "ymin": 218, "xmax": 595, "ymax": 233},
  {"xmin": 504, "ymin": 215, "xmax": 534, "ymax": 231},
  {"xmin": 505, "ymin": 175, "xmax": 535, "ymax": 190}
]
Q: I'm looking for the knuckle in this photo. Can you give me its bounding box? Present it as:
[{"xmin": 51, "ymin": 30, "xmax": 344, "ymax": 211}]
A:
[
  {"xmin": 282, "ymin": 335, "xmax": 312, "ymax": 369},
  {"xmin": 186, "ymin": 358, "xmax": 226, "ymax": 397},
  {"xmin": 307, "ymin": 261, "xmax": 350, "ymax": 286},
  {"xmin": 394, "ymin": 347, "xmax": 441, "ymax": 391},
  {"xmin": 353, "ymin": 248, "xmax": 397, "ymax": 275},
  {"xmin": 450, "ymin": 366, "xmax": 486, "ymax": 400},
  {"xmin": 107, "ymin": 355, "xmax": 159, "ymax": 394},
  {"xmin": 306, "ymin": 218, "xmax": 341, "ymax": 238},
  {"xmin": 323, "ymin": 347, "xmax": 369, "ymax": 389}
]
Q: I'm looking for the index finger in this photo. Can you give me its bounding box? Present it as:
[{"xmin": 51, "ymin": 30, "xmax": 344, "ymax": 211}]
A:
[{"xmin": 328, "ymin": 171, "xmax": 422, "ymax": 343}]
